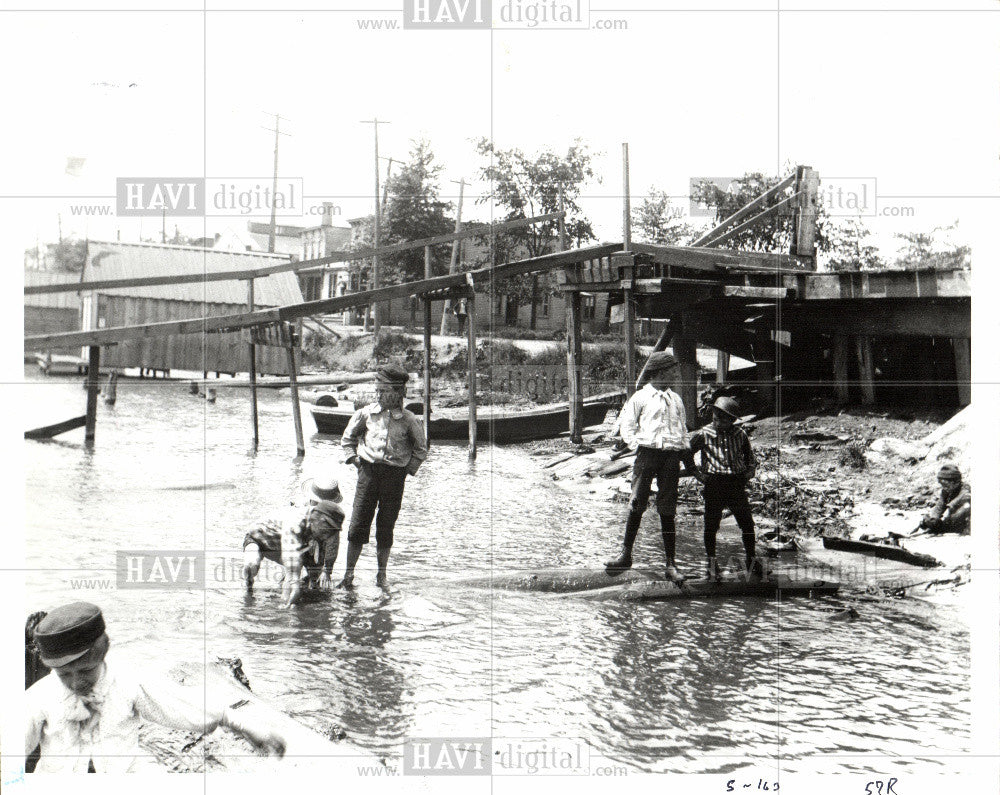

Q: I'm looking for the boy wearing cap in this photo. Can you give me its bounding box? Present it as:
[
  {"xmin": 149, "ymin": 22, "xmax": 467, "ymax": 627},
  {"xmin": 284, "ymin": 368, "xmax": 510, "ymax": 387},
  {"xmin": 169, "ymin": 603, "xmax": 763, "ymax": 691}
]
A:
[
  {"xmin": 242, "ymin": 475, "xmax": 345, "ymax": 606},
  {"xmin": 920, "ymin": 464, "xmax": 971, "ymax": 534},
  {"xmin": 24, "ymin": 602, "xmax": 287, "ymax": 772},
  {"xmin": 606, "ymin": 351, "xmax": 689, "ymax": 582},
  {"xmin": 684, "ymin": 396, "xmax": 761, "ymax": 581},
  {"xmin": 341, "ymin": 363, "xmax": 428, "ymax": 588}
]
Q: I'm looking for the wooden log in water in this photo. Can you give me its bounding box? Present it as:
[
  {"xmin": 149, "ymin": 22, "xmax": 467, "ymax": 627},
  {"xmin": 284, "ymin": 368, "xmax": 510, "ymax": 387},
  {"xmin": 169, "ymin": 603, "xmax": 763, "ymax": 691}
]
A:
[
  {"xmin": 456, "ymin": 566, "xmax": 660, "ymax": 594},
  {"xmin": 570, "ymin": 575, "xmax": 841, "ymax": 602},
  {"xmin": 25, "ymin": 415, "xmax": 87, "ymax": 440}
]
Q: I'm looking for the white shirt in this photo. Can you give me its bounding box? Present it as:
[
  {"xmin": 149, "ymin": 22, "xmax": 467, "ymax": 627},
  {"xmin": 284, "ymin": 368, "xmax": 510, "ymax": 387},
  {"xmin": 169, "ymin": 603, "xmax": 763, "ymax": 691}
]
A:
[
  {"xmin": 25, "ymin": 655, "xmax": 227, "ymax": 773},
  {"xmin": 618, "ymin": 383, "xmax": 688, "ymax": 451}
]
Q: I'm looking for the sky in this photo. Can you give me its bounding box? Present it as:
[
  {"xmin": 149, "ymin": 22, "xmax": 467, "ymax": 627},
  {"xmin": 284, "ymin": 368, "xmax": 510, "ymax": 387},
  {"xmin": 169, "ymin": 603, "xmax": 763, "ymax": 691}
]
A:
[{"xmin": 3, "ymin": 1, "xmax": 998, "ymax": 262}]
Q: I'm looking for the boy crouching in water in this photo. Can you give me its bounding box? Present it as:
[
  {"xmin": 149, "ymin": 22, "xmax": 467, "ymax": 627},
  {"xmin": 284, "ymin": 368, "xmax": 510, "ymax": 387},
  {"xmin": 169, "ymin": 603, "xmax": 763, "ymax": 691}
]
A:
[
  {"xmin": 685, "ymin": 396, "xmax": 763, "ymax": 581},
  {"xmin": 242, "ymin": 476, "xmax": 345, "ymax": 606}
]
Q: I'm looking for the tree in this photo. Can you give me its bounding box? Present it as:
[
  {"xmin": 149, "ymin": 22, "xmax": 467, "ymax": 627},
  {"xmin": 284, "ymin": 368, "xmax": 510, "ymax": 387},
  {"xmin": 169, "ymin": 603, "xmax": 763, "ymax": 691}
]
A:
[
  {"xmin": 632, "ymin": 188, "xmax": 698, "ymax": 245},
  {"xmin": 473, "ymin": 138, "xmax": 597, "ymax": 329},
  {"xmin": 350, "ymin": 137, "xmax": 454, "ymax": 291},
  {"xmin": 892, "ymin": 222, "xmax": 970, "ymax": 270},
  {"xmin": 818, "ymin": 216, "xmax": 884, "ymax": 272}
]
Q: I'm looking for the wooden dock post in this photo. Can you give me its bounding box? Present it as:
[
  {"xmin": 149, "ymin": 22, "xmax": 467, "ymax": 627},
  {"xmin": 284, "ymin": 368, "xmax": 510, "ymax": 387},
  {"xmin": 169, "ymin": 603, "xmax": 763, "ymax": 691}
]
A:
[
  {"xmin": 466, "ymin": 278, "xmax": 477, "ymax": 461},
  {"xmin": 84, "ymin": 346, "xmax": 101, "ymax": 444},
  {"xmin": 247, "ymin": 279, "xmax": 259, "ymax": 448},
  {"xmin": 855, "ymin": 335, "xmax": 875, "ymax": 405},
  {"xmin": 953, "ymin": 337, "xmax": 971, "ymax": 406},
  {"xmin": 833, "ymin": 334, "xmax": 851, "ymax": 404},
  {"xmin": 423, "ymin": 247, "xmax": 433, "ymax": 447},
  {"xmin": 673, "ymin": 332, "xmax": 699, "ymax": 429},
  {"xmin": 286, "ymin": 331, "xmax": 305, "ymax": 457},
  {"xmin": 566, "ymin": 291, "xmax": 583, "ymax": 443}
]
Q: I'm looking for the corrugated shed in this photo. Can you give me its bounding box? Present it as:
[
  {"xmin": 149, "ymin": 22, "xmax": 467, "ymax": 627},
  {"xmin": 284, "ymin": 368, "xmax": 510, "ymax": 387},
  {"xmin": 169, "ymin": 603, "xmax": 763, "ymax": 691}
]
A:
[
  {"xmin": 24, "ymin": 271, "xmax": 83, "ymax": 309},
  {"xmin": 83, "ymin": 241, "xmax": 303, "ymax": 306}
]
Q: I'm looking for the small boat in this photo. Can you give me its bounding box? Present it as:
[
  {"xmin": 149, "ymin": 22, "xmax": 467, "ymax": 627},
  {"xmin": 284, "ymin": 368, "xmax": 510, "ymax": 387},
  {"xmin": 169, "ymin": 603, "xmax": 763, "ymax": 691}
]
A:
[
  {"xmin": 757, "ymin": 530, "xmax": 797, "ymax": 556},
  {"xmin": 310, "ymin": 391, "xmax": 623, "ymax": 443},
  {"xmin": 820, "ymin": 535, "xmax": 941, "ymax": 568}
]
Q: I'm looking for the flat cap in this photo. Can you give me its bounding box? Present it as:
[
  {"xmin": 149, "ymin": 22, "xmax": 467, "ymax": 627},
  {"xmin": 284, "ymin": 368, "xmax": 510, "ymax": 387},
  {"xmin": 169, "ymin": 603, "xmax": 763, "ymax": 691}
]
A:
[
  {"xmin": 375, "ymin": 363, "xmax": 409, "ymax": 386},
  {"xmin": 644, "ymin": 351, "xmax": 679, "ymax": 376},
  {"xmin": 34, "ymin": 602, "xmax": 106, "ymax": 668},
  {"xmin": 937, "ymin": 464, "xmax": 962, "ymax": 480}
]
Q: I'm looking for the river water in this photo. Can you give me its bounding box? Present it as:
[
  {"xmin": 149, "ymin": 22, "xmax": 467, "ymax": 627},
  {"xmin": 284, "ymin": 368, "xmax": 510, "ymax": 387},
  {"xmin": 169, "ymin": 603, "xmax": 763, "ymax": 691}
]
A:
[{"xmin": 23, "ymin": 369, "xmax": 970, "ymax": 774}]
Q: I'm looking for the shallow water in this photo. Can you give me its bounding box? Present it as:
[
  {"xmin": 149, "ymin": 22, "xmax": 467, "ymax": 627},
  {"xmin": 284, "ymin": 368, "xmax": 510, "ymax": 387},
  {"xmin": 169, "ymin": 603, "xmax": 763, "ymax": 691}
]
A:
[{"xmin": 23, "ymin": 369, "xmax": 970, "ymax": 773}]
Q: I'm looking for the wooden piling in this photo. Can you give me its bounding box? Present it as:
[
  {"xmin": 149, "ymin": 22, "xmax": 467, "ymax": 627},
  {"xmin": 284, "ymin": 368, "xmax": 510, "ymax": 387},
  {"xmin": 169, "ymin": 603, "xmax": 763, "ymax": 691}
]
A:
[
  {"xmin": 85, "ymin": 346, "xmax": 101, "ymax": 444},
  {"xmin": 855, "ymin": 335, "xmax": 875, "ymax": 405},
  {"xmin": 466, "ymin": 284, "xmax": 477, "ymax": 461},
  {"xmin": 833, "ymin": 334, "xmax": 851, "ymax": 404},
  {"xmin": 247, "ymin": 280, "xmax": 259, "ymax": 447},
  {"xmin": 673, "ymin": 334, "xmax": 699, "ymax": 429},
  {"xmin": 953, "ymin": 337, "xmax": 971, "ymax": 406},
  {"xmin": 566, "ymin": 292, "xmax": 583, "ymax": 443},
  {"xmin": 286, "ymin": 339, "xmax": 305, "ymax": 457},
  {"xmin": 423, "ymin": 247, "xmax": 433, "ymax": 447}
]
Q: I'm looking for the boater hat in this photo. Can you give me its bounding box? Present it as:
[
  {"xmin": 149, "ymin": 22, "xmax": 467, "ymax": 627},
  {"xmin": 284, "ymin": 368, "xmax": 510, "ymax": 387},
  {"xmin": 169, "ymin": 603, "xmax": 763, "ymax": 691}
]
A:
[
  {"xmin": 34, "ymin": 602, "xmax": 106, "ymax": 668},
  {"xmin": 301, "ymin": 475, "xmax": 343, "ymax": 503},
  {"xmin": 375, "ymin": 363, "xmax": 409, "ymax": 386}
]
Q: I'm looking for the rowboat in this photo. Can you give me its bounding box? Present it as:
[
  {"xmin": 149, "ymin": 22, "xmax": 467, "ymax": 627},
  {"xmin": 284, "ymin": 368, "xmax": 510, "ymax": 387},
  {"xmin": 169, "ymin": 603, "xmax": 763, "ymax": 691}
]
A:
[{"xmin": 310, "ymin": 391, "xmax": 623, "ymax": 443}]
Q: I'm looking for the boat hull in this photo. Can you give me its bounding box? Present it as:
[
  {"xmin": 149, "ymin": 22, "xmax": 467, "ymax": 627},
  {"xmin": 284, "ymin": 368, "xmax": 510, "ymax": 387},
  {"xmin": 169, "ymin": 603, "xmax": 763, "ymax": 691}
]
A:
[{"xmin": 311, "ymin": 396, "xmax": 618, "ymax": 443}]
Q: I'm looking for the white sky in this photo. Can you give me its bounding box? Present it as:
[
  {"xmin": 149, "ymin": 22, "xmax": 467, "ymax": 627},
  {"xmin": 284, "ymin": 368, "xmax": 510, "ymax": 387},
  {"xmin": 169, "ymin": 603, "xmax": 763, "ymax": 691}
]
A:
[{"xmin": 3, "ymin": 1, "xmax": 998, "ymax": 258}]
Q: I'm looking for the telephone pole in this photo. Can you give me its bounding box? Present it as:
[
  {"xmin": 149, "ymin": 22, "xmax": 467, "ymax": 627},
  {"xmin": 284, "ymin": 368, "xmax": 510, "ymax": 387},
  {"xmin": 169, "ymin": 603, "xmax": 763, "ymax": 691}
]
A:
[
  {"xmin": 262, "ymin": 113, "xmax": 291, "ymax": 253},
  {"xmin": 361, "ymin": 118, "xmax": 390, "ymax": 335}
]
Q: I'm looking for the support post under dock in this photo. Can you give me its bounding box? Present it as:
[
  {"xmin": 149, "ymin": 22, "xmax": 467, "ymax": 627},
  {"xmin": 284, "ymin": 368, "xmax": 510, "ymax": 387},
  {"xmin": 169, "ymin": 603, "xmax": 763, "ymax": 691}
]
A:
[
  {"xmin": 287, "ymin": 342, "xmax": 305, "ymax": 457},
  {"xmin": 566, "ymin": 291, "xmax": 583, "ymax": 443},
  {"xmin": 85, "ymin": 346, "xmax": 101, "ymax": 444},
  {"xmin": 423, "ymin": 247, "xmax": 433, "ymax": 447},
  {"xmin": 466, "ymin": 285, "xmax": 477, "ymax": 461},
  {"xmin": 248, "ymin": 279, "xmax": 259, "ymax": 448}
]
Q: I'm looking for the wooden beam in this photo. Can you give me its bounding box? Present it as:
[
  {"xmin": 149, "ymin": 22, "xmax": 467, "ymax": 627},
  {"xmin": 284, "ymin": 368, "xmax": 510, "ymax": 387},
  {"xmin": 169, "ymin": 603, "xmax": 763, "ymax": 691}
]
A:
[
  {"xmin": 248, "ymin": 280, "xmax": 259, "ymax": 448},
  {"xmin": 855, "ymin": 335, "xmax": 875, "ymax": 405},
  {"xmin": 566, "ymin": 292, "xmax": 583, "ymax": 443},
  {"xmin": 287, "ymin": 343, "xmax": 305, "ymax": 457},
  {"xmin": 85, "ymin": 346, "xmax": 101, "ymax": 444},
  {"xmin": 25, "ymin": 415, "xmax": 87, "ymax": 440},
  {"xmin": 833, "ymin": 334, "xmax": 850, "ymax": 404},
  {"xmin": 692, "ymin": 174, "xmax": 797, "ymax": 246},
  {"xmin": 423, "ymin": 247, "xmax": 433, "ymax": 448},
  {"xmin": 673, "ymin": 332, "xmax": 698, "ymax": 429},
  {"xmin": 466, "ymin": 288, "xmax": 477, "ymax": 461},
  {"xmin": 26, "ymin": 243, "xmax": 623, "ymax": 350},
  {"xmin": 699, "ymin": 191, "xmax": 802, "ymax": 250},
  {"xmin": 629, "ymin": 242, "xmax": 812, "ymax": 273},
  {"xmin": 26, "ymin": 212, "xmax": 566, "ymax": 296},
  {"xmin": 954, "ymin": 338, "xmax": 971, "ymax": 406}
]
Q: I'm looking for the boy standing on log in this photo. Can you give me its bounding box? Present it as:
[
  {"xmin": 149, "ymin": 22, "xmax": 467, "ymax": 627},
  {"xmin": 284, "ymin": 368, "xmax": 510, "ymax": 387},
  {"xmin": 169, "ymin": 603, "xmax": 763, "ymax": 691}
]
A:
[
  {"xmin": 606, "ymin": 352, "xmax": 689, "ymax": 583},
  {"xmin": 685, "ymin": 396, "xmax": 762, "ymax": 581},
  {"xmin": 340, "ymin": 363, "xmax": 428, "ymax": 588}
]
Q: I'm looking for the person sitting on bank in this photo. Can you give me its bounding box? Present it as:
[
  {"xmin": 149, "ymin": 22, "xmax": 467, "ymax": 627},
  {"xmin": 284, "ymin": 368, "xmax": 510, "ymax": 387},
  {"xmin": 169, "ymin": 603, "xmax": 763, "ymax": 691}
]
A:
[
  {"xmin": 685, "ymin": 396, "xmax": 763, "ymax": 581},
  {"xmin": 606, "ymin": 351, "xmax": 689, "ymax": 583},
  {"xmin": 920, "ymin": 464, "xmax": 971, "ymax": 535},
  {"xmin": 340, "ymin": 363, "xmax": 428, "ymax": 588},
  {"xmin": 242, "ymin": 476, "xmax": 345, "ymax": 606},
  {"xmin": 24, "ymin": 602, "xmax": 286, "ymax": 773}
]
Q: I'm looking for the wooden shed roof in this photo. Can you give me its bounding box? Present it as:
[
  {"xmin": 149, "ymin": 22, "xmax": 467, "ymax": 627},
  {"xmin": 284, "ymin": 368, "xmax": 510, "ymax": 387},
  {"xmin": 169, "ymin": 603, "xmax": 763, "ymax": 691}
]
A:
[{"xmin": 82, "ymin": 241, "xmax": 303, "ymax": 306}]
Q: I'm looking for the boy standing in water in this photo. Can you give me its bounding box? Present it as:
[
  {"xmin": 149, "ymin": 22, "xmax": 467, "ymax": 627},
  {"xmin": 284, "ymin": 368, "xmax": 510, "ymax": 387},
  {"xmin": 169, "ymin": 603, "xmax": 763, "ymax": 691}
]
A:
[
  {"xmin": 606, "ymin": 352, "xmax": 689, "ymax": 583},
  {"xmin": 340, "ymin": 363, "xmax": 428, "ymax": 588},
  {"xmin": 685, "ymin": 396, "xmax": 762, "ymax": 581}
]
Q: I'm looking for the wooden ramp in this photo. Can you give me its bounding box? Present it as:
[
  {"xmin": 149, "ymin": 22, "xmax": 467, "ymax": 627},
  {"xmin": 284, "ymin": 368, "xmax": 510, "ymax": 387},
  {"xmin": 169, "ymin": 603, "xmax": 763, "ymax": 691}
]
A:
[{"xmin": 25, "ymin": 415, "xmax": 86, "ymax": 440}]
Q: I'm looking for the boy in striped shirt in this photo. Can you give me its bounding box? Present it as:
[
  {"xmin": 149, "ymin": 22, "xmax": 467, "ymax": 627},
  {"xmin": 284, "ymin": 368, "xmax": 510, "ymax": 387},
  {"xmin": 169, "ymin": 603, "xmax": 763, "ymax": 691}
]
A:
[{"xmin": 685, "ymin": 396, "xmax": 762, "ymax": 581}]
